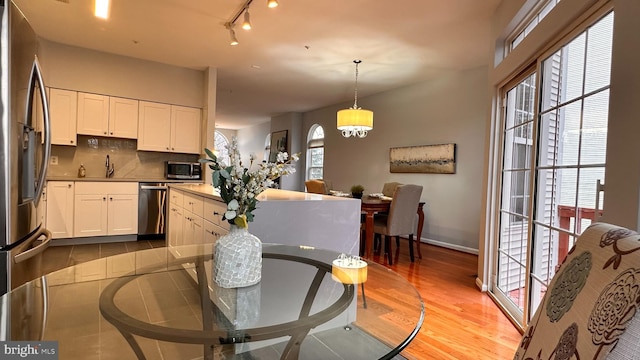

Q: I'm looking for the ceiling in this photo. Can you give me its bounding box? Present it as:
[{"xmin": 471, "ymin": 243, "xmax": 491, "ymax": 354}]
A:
[{"xmin": 14, "ymin": 0, "xmax": 501, "ymax": 129}]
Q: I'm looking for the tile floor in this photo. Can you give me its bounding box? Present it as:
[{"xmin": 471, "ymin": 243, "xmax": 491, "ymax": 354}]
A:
[{"xmin": 40, "ymin": 239, "xmax": 166, "ymax": 278}]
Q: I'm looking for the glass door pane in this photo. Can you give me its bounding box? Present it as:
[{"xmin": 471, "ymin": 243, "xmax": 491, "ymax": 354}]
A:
[
  {"xmin": 530, "ymin": 11, "xmax": 612, "ymax": 320},
  {"xmin": 492, "ymin": 11, "xmax": 613, "ymax": 328},
  {"xmin": 495, "ymin": 72, "xmax": 537, "ymax": 318}
]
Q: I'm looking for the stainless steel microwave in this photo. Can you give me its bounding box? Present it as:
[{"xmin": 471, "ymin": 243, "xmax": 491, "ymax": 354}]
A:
[{"xmin": 165, "ymin": 161, "xmax": 202, "ymax": 180}]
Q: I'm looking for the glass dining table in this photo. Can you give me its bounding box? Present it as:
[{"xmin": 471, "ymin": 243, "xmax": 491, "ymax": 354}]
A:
[{"xmin": 0, "ymin": 243, "xmax": 424, "ymax": 359}]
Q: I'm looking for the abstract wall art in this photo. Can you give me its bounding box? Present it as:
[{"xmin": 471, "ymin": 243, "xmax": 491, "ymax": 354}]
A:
[{"xmin": 389, "ymin": 143, "xmax": 456, "ymax": 174}]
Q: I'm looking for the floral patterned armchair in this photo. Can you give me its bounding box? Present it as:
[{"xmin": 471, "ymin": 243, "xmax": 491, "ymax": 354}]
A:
[{"xmin": 514, "ymin": 222, "xmax": 640, "ymax": 359}]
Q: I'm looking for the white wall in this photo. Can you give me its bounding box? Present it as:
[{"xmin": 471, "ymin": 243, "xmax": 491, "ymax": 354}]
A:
[
  {"xmin": 301, "ymin": 66, "xmax": 489, "ymax": 253},
  {"xmin": 39, "ymin": 40, "xmax": 205, "ymax": 107},
  {"xmin": 237, "ymin": 122, "xmax": 269, "ymax": 165},
  {"xmin": 270, "ymin": 113, "xmax": 303, "ymax": 191}
]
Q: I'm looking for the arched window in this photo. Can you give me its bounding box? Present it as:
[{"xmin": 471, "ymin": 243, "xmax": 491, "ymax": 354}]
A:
[
  {"xmin": 214, "ymin": 131, "xmax": 230, "ymax": 165},
  {"xmin": 264, "ymin": 134, "xmax": 271, "ymax": 162},
  {"xmin": 306, "ymin": 125, "xmax": 324, "ymax": 180}
]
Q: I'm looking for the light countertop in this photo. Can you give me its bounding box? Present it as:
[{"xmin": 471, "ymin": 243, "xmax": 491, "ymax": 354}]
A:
[
  {"xmin": 168, "ymin": 184, "xmax": 359, "ymax": 202},
  {"xmin": 47, "ymin": 176, "xmax": 204, "ymax": 184}
]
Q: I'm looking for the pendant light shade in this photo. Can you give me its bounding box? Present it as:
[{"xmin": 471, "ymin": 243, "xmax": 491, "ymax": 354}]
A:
[
  {"xmin": 337, "ymin": 109, "xmax": 373, "ymax": 138},
  {"xmin": 337, "ymin": 60, "xmax": 373, "ymax": 138}
]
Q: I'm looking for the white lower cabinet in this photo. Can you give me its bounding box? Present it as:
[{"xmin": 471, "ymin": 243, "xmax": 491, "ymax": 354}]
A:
[
  {"xmin": 167, "ymin": 203, "xmax": 184, "ymax": 247},
  {"xmin": 183, "ymin": 211, "xmax": 204, "ymax": 245},
  {"xmin": 45, "ymin": 181, "xmax": 75, "ymax": 239},
  {"xmin": 168, "ymin": 188, "xmax": 228, "ymax": 250},
  {"xmin": 74, "ymin": 194, "xmax": 108, "ymax": 237},
  {"xmin": 73, "ymin": 182, "xmax": 138, "ymax": 238},
  {"xmin": 203, "ymin": 220, "xmax": 227, "ymax": 244}
]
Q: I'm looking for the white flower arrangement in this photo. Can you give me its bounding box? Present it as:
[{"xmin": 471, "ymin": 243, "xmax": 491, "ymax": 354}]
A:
[{"xmin": 202, "ymin": 137, "xmax": 299, "ymax": 228}]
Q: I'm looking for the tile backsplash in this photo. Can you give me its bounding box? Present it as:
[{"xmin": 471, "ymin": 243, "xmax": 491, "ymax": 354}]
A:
[{"xmin": 48, "ymin": 135, "xmax": 200, "ymax": 179}]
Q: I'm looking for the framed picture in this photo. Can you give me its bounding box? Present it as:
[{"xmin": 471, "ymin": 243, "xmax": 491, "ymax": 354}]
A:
[
  {"xmin": 269, "ymin": 130, "xmax": 288, "ymax": 162},
  {"xmin": 389, "ymin": 143, "xmax": 456, "ymax": 174}
]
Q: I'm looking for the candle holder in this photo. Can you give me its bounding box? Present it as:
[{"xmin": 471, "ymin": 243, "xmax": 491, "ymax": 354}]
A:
[{"xmin": 331, "ymin": 254, "xmax": 368, "ymax": 330}]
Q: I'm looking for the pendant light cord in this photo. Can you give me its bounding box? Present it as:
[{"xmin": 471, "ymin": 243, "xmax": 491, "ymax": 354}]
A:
[{"xmin": 353, "ymin": 60, "xmax": 361, "ymax": 109}]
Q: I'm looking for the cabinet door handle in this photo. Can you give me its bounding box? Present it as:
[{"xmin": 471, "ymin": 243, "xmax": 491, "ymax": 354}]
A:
[
  {"xmin": 104, "ymin": 131, "xmax": 107, "ymax": 135},
  {"xmin": 110, "ymin": 132, "xmax": 113, "ymax": 135},
  {"xmin": 70, "ymin": 140, "xmax": 74, "ymax": 144},
  {"xmin": 103, "ymin": 197, "xmax": 106, "ymax": 200},
  {"xmin": 68, "ymin": 184, "xmax": 72, "ymax": 188},
  {"xmin": 110, "ymin": 197, "xmax": 113, "ymax": 201}
]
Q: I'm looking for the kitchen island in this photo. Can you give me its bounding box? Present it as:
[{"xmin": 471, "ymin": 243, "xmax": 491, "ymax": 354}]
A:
[{"xmin": 168, "ymin": 184, "xmax": 362, "ymax": 255}]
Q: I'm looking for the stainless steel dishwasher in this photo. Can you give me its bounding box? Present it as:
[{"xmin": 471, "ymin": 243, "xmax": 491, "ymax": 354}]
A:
[{"xmin": 138, "ymin": 183, "xmax": 167, "ymax": 240}]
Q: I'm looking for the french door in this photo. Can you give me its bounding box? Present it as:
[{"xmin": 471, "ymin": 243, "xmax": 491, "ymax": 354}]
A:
[{"xmin": 491, "ymin": 11, "xmax": 613, "ymax": 327}]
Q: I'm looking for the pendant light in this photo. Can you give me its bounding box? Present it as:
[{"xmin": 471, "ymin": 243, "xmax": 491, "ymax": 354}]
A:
[{"xmin": 337, "ymin": 60, "xmax": 373, "ymax": 138}]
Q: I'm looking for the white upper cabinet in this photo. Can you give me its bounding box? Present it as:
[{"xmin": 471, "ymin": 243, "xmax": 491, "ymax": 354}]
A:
[
  {"xmin": 109, "ymin": 97, "xmax": 138, "ymax": 139},
  {"xmin": 77, "ymin": 92, "xmax": 109, "ymax": 137},
  {"xmin": 171, "ymin": 105, "xmax": 202, "ymax": 154},
  {"xmin": 49, "ymin": 88, "xmax": 78, "ymax": 146},
  {"xmin": 137, "ymin": 101, "xmax": 171, "ymax": 152},
  {"xmin": 77, "ymin": 93, "xmax": 138, "ymax": 139},
  {"xmin": 138, "ymin": 101, "xmax": 201, "ymax": 154}
]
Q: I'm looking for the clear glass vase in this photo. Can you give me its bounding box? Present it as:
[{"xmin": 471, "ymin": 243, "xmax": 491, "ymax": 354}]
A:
[{"xmin": 213, "ymin": 224, "xmax": 262, "ymax": 288}]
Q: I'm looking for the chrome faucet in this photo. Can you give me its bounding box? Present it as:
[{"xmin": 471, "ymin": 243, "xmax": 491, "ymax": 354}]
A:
[{"xmin": 105, "ymin": 155, "xmax": 114, "ymax": 178}]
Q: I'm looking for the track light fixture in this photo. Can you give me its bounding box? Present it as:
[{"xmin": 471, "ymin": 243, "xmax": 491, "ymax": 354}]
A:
[
  {"xmin": 226, "ymin": 24, "xmax": 239, "ymax": 46},
  {"xmin": 242, "ymin": 10, "xmax": 252, "ymax": 30},
  {"xmin": 224, "ymin": 0, "xmax": 279, "ymax": 45}
]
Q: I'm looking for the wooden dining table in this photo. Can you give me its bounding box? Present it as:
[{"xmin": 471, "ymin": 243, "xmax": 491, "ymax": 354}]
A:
[{"xmin": 360, "ymin": 197, "xmax": 425, "ymax": 259}]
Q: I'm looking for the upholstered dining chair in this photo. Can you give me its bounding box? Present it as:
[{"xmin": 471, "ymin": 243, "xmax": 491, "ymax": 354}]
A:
[
  {"xmin": 373, "ymin": 184, "xmax": 423, "ymax": 265},
  {"xmin": 305, "ymin": 179, "xmax": 327, "ymax": 194},
  {"xmin": 381, "ymin": 182, "xmax": 403, "ymax": 197},
  {"xmin": 513, "ymin": 222, "xmax": 640, "ymax": 360}
]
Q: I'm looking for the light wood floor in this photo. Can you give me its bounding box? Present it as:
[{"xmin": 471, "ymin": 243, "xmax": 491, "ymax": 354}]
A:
[
  {"xmin": 364, "ymin": 240, "xmax": 522, "ymax": 360},
  {"xmin": 40, "ymin": 239, "xmax": 522, "ymax": 359}
]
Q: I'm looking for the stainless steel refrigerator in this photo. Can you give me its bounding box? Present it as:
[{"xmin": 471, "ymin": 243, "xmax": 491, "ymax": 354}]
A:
[{"xmin": 0, "ymin": 0, "xmax": 52, "ymax": 296}]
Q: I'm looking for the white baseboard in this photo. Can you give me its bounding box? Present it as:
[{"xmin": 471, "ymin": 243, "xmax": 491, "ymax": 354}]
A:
[
  {"xmin": 475, "ymin": 277, "xmax": 488, "ymax": 292},
  {"xmin": 419, "ymin": 237, "xmax": 479, "ymax": 255},
  {"xmin": 51, "ymin": 234, "xmax": 138, "ymax": 246}
]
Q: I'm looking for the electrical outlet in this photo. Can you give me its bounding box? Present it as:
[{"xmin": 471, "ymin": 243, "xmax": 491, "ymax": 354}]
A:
[{"xmin": 50, "ymin": 156, "xmax": 58, "ymax": 165}]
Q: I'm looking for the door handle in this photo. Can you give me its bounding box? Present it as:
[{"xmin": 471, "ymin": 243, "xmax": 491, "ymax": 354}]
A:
[
  {"xmin": 595, "ymin": 180, "xmax": 605, "ymax": 221},
  {"xmin": 14, "ymin": 228, "xmax": 52, "ymax": 264},
  {"xmin": 29, "ymin": 56, "xmax": 51, "ymax": 207},
  {"xmin": 140, "ymin": 186, "xmax": 168, "ymax": 191}
]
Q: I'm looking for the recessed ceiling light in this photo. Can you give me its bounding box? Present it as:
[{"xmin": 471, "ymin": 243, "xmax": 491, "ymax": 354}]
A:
[
  {"xmin": 94, "ymin": 0, "xmax": 110, "ymax": 19},
  {"xmin": 251, "ymin": 65, "xmax": 261, "ymax": 69}
]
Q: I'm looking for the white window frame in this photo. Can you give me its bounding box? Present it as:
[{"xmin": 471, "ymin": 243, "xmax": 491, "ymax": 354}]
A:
[
  {"xmin": 214, "ymin": 131, "xmax": 230, "ymax": 166},
  {"xmin": 505, "ymin": 0, "xmax": 562, "ymax": 55},
  {"xmin": 306, "ymin": 125, "xmax": 324, "ymax": 180}
]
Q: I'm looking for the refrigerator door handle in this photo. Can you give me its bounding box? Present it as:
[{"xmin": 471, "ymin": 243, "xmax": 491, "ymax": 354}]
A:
[
  {"xmin": 29, "ymin": 55, "xmax": 50, "ymax": 206},
  {"xmin": 13, "ymin": 228, "xmax": 51, "ymax": 264}
]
